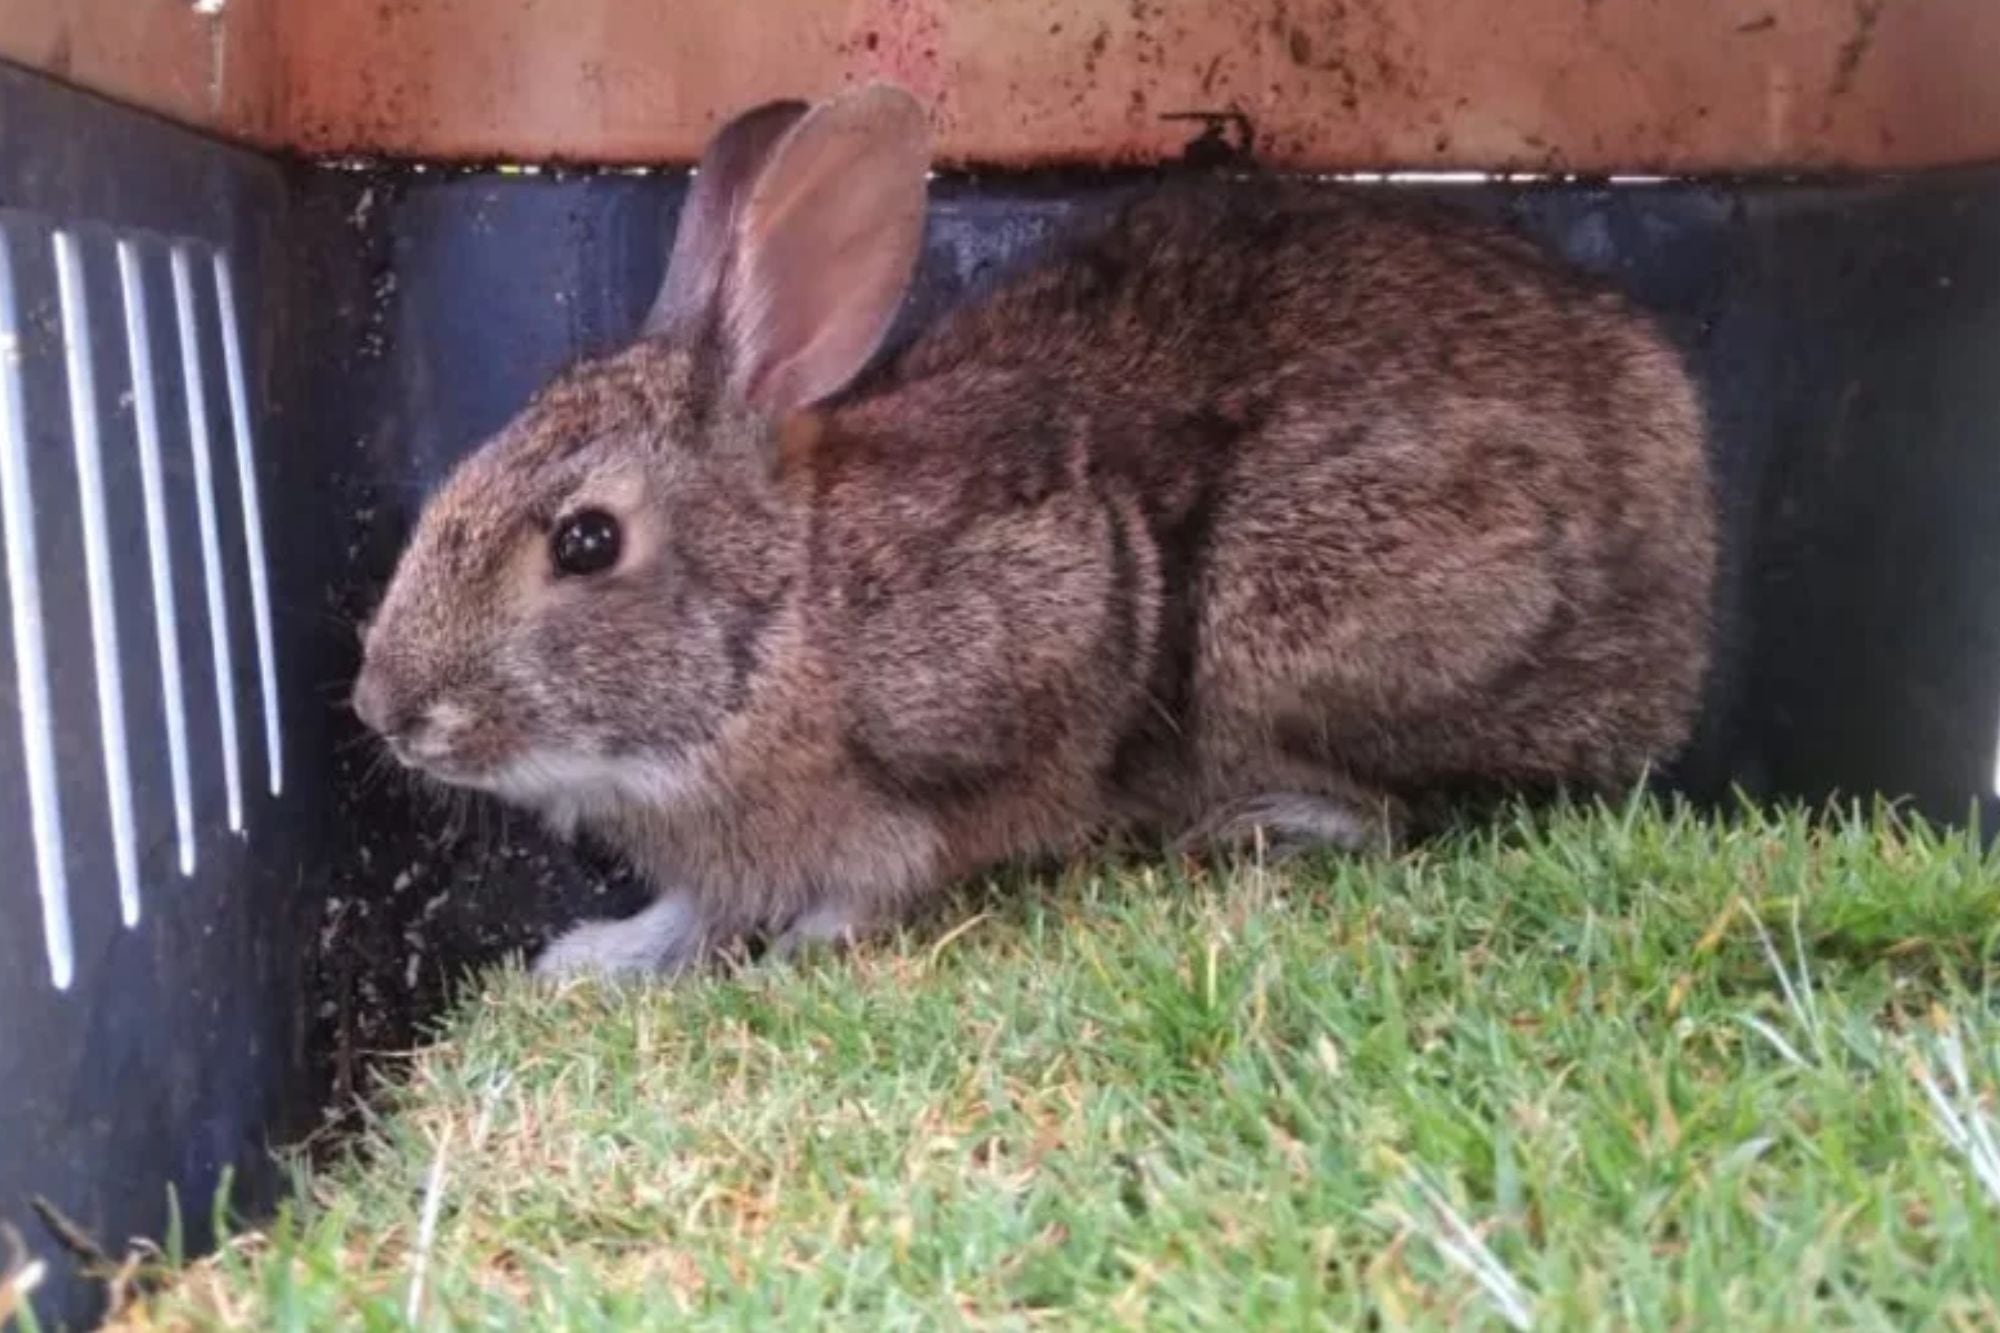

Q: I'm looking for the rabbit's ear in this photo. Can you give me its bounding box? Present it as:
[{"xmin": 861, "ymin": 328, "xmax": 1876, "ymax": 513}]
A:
[
  {"xmin": 643, "ymin": 98, "xmax": 811, "ymax": 337},
  {"xmin": 722, "ymin": 82, "xmax": 930, "ymax": 417}
]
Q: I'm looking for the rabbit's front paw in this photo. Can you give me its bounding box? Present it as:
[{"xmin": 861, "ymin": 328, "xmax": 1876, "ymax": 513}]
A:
[{"xmin": 533, "ymin": 894, "xmax": 707, "ymax": 981}]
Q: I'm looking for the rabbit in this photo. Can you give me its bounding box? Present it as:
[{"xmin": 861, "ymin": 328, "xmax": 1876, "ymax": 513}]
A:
[{"xmin": 350, "ymin": 82, "xmax": 1717, "ymax": 981}]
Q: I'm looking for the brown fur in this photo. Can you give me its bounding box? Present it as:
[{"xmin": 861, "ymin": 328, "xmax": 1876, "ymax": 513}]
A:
[{"xmin": 352, "ymin": 86, "xmax": 1716, "ymax": 978}]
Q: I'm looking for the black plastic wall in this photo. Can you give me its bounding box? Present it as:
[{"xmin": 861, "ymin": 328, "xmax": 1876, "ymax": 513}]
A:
[
  {"xmin": 4, "ymin": 58, "xmax": 2000, "ymax": 1330},
  {"xmin": 0, "ymin": 64, "xmax": 345, "ymax": 1330}
]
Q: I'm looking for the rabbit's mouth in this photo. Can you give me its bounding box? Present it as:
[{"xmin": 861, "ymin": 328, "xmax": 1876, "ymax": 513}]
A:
[
  {"xmin": 364, "ymin": 698, "xmax": 499, "ymax": 782},
  {"xmin": 381, "ymin": 737, "xmax": 496, "ymax": 792},
  {"xmin": 392, "ymin": 746, "xmax": 484, "ymax": 785},
  {"xmin": 356, "ymin": 700, "xmax": 528, "ymax": 796},
  {"xmin": 355, "ymin": 665, "xmax": 711, "ymax": 813}
]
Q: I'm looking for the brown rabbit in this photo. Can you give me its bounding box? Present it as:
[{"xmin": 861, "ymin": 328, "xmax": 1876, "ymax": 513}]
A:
[{"xmin": 351, "ymin": 83, "xmax": 1716, "ymax": 980}]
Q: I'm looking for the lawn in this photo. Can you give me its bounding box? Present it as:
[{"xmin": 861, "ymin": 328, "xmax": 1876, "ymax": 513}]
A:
[{"xmin": 96, "ymin": 798, "xmax": 2000, "ymax": 1330}]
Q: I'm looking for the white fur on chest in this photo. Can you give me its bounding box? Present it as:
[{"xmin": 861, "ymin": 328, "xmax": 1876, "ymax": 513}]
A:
[
  {"xmin": 477, "ymin": 749, "xmax": 707, "ymax": 839},
  {"xmin": 478, "ymin": 742, "xmax": 948, "ymax": 928}
]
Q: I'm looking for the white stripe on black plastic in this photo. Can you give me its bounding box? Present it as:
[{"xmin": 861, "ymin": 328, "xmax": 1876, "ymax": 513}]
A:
[
  {"xmin": 54, "ymin": 229, "xmax": 142, "ymax": 928},
  {"xmin": 0, "ymin": 229, "xmax": 76, "ymax": 989},
  {"xmin": 170, "ymin": 243, "xmax": 244, "ymax": 835},
  {"xmin": 118, "ymin": 239, "xmax": 197, "ymax": 876},
  {"xmin": 212, "ymin": 253, "xmax": 282, "ymax": 798}
]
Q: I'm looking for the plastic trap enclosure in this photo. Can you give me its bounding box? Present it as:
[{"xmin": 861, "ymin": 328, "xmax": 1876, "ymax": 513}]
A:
[{"xmin": 2, "ymin": 1, "xmax": 1998, "ymax": 1326}]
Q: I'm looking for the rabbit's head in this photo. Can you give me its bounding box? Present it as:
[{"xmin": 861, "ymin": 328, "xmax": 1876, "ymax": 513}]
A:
[{"xmin": 352, "ymin": 85, "xmax": 929, "ymax": 809}]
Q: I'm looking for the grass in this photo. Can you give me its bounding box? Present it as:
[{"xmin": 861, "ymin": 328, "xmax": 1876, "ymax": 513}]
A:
[{"xmin": 95, "ymin": 797, "xmax": 2000, "ymax": 1330}]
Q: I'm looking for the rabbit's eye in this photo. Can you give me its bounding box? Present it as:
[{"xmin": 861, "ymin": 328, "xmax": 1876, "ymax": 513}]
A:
[{"xmin": 552, "ymin": 508, "xmax": 622, "ymax": 577}]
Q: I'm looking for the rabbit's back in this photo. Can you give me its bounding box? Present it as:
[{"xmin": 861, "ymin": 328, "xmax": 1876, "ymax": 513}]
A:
[{"xmin": 867, "ymin": 183, "xmax": 1716, "ymax": 825}]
